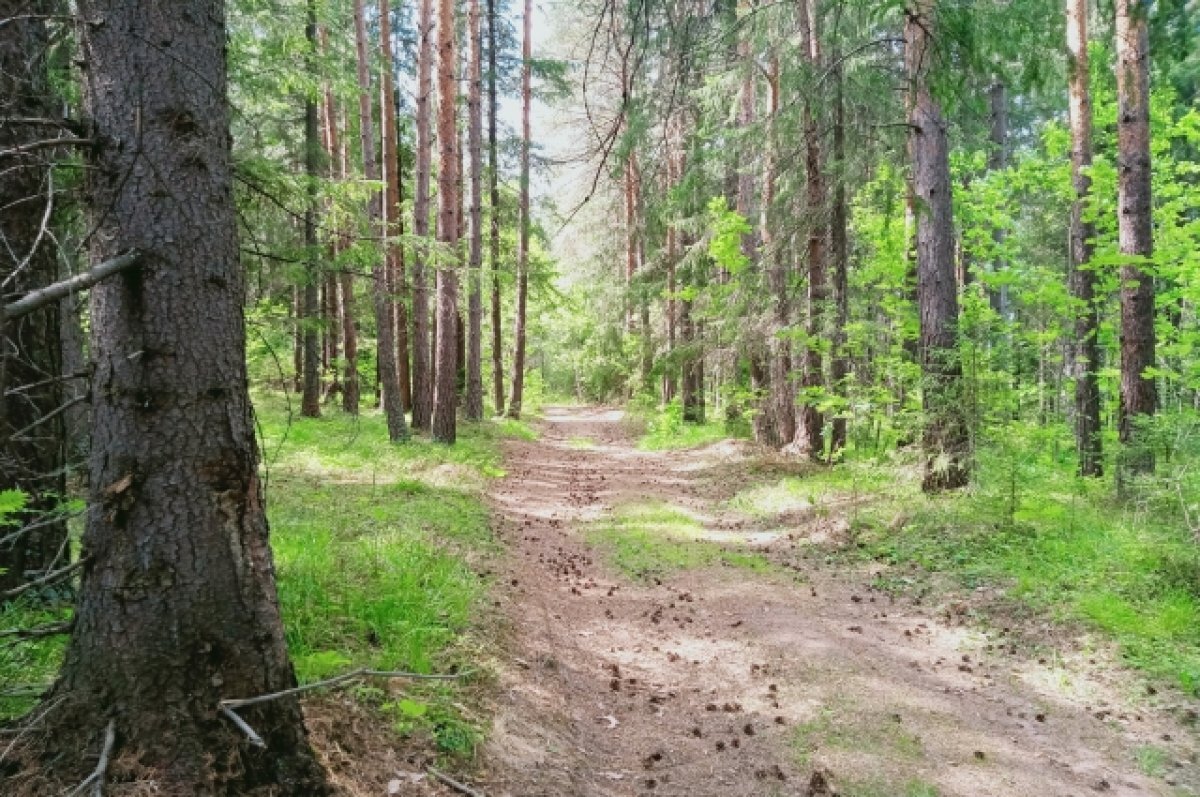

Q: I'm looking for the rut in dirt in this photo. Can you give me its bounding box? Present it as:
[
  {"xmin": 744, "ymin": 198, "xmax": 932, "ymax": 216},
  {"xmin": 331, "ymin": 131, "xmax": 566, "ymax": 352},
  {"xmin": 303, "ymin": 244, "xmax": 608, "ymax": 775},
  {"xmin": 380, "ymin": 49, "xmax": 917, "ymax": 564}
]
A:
[{"xmin": 478, "ymin": 407, "xmax": 1195, "ymax": 797}]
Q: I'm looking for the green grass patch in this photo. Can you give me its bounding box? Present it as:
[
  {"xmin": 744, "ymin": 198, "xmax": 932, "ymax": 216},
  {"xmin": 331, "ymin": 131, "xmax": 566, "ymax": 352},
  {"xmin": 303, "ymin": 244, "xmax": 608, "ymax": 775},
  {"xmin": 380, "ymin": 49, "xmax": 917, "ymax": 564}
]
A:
[
  {"xmin": 632, "ymin": 398, "xmax": 747, "ymax": 451},
  {"xmin": 587, "ymin": 500, "xmax": 770, "ymax": 580}
]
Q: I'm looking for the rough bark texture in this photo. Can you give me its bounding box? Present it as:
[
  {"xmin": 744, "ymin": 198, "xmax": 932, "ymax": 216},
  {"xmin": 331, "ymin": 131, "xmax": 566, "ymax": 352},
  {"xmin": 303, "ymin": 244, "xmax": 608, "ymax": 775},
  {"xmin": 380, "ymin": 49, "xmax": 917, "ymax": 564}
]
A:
[
  {"xmin": 487, "ymin": 0, "xmax": 504, "ymax": 415},
  {"xmin": 380, "ymin": 0, "xmax": 411, "ymax": 413},
  {"xmin": 465, "ymin": 0, "xmax": 486, "ymax": 421},
  {"xmin": 907, "ymin": 0, "xmax": 970, "ymax": 491},
  {"xmin": 300, "ymin": 0, "xmax": 322, "ymax": 419},
  {"xmin": 1067, "ymin": 0, "xmax": 1103, "ymax": 477},
  {"xmin": 507, "ymin": 0, "xmax": 532, "ymax": 420},
  {"xmin": 0, "ymin": 2, "xmax": 68, "ymax": 594},
  {"xmin": 412, "ymin": 0, "xmax": 435, "ymax": 430},
  {"xmin": 432, "ymin": 0, "xmax": 460, "ymax": 442},
  {"xmin": 319, "ymin": 37, "xmax": 342, "ymax": 402},
  {"xmin": 28, "ymin": 0, "xmax": 330, "ymax": 790},
  {"xmin": 354, "ymin": 0, "xmax": 407, "ymax": 441},
  {"xmin": 987, "ymin": 81, "xmax": 1009, "ymax": 317},
  {"xmin": 798, "ymin": 1, "xmax": 825, "ymax": 458},
  {"xmin": 1115, "ymin": 0, "xmax": 1156, "ymax": 473},
  {"xmin": 829, "ymin": 54, "xmax": 850, "ymax": 458}
]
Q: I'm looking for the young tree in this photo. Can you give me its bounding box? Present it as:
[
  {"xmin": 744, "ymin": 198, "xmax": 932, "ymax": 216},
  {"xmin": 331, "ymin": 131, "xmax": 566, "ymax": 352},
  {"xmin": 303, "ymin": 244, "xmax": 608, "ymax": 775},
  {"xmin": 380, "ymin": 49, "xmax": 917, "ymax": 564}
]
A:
[
  {"xmin": 380, "ymin": 0, "xmax": 412, "ymax": 412},
  {"xmin": 1067, "ymin": 0, "xmax": 1102, "ymax": 476},
  {"xmin": 487, "ymin": 0, "xmax": 505, "ymax": 414},
  {"xmin": 432, "ymin": 0, "xmax": 461, "ymax": 441},
  {"xmin": 465, "ymin": 0, "xmax": 486, "ymax": 421},
  {"xmin": 412, "ymin": 0, "xmax": 435, "ymax": 429},
  {"xmin": 33, "ymin": 0, "xmax": 330, "ymax": 789},
  {"xmin": 354, "ymin": 0, "xmax": 408, "ymax": 441},
  {"xmin": 301, "ymin": 0, "xmax": 323, "ymax": 419},
  {"xmin": 1114, "ymin": 0, "xmax": 1156, "ymax": 473},
  {"xmin": 507, "ymin": 0, "xmax": 532, "ymax": 419},
  {"xmin": 906, "ymin": 0, "xmax": 970, "ymax": 491},
  {"xmin": 828, "ymin": 51, "xmax": 850, "ymax": 457}
]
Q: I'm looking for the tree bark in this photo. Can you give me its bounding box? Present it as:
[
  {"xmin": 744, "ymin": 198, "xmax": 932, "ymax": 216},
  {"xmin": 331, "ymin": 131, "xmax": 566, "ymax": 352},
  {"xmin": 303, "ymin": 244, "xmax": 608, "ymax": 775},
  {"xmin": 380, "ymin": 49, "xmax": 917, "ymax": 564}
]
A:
[
  {"xmin": 0, "ymin": 2, "xmax": 67, "ymax": 594},
  {"xmin": 986, "ymin": 81, "xmax": 1009, "ymax": 316},
  {"xmin": 797, "ymin": 0, "xmax": 825, "ymax": 458},
  {"xmin": 380, "ymin": 0, "xmax": 411, "ymax": 412},
  {"xmin": 33, "ymin": 0, "xmax": 330, "ymax": 789},
  {"xmin": 1067, "ymin": 0, "xmax": 1103, "ymax": 477},
  {"xmin": 354, "ymin": 0, "xmax": 407, "ymax": 441},
  {"xmin": 1115, "ymin": 0, "xmax": 1156, "ymax": 475},
  {"xmin": 300, "ymin": 0, "xmax": 322, "ymax": 419},
  {"xmin": 507, "ymin": 0, "xmax": 532, "ymax": 420},
  {"xmin": 907, "ymin": 0, "xmax": 970, "ymax": 491},
  {"xmin": 487, "ymin": 0, "xmax": 504, "ymax": 415},
  {"xmin": 465, "ymin": 0, "xmax": 485, "ymax": 421},
  {"xmin": 829, "ymin": 52, "xmax": 850, "ymax": 457},
  {"xmin": 412, "ymin": 0, "xmax": 435, "ymax": 429},
  {"xmin": 432, "ymin": 0, "xmax": 460, "ymax": 442}
]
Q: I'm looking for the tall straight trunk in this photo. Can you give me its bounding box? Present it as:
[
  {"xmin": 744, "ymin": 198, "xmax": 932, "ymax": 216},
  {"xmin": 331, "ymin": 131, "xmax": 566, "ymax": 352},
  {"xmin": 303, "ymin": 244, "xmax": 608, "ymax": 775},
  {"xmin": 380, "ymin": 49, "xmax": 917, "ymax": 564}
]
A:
[
  {"xmin": 38, "ymin": 0, "xmax": 330, "ymax": 789},
  {"xmin": 1115, "ymin": 0, "xmax": 1156, "ymax": 474},
  {"xmin": 907, "ymin": 0, "xmax": 970, "ymax": 491},
  {"xmin": 354, "ymin": 0, "xmax": 407, "ymax": 440},
  {"xmin": 324, "ymin": 272, "xmax": 341, "ymax": 396},
  {"xmin": 987, "ymin": 81, "xmax": 1009, "ymax": 316},
  {"xmin": 432, "ymin": 0, "xmax": 460, "ymax": 442},
  {"xmin": 380, "ymin": 0, "xmax": 411, "ymax": 412},
  {"xmin": 300, "ymin": 0, "xmax": 322, "ymax": 419},
  {"xmin": 411, "ymin": 0, "xmax": 435, "ymax": 429},
  {"xmin": 759, "ymin": 55, "xmax": 793, "ymax": 447},
  {"xmin": 465, "ymin": 0, "xmax": 485, "ymax": 420},
  {"xmin": 319, "ymin": 59, "xmax": 343, "ymax": 400},
  {"xmin": 292, "ymin": 286, "xmax": 303, "ymax": 391},
  {"xmin": 624, "ymin": 153, "xmax": 638, "ymax": 333},
  {"xmin": 1067, "ymin": 0, "xmax": 1102, "ymax": 477},
  {"xmin": 798, "ymin": 0, "xmax": 825, "ymax": 458},
  {"xmin": 507, "ymin": 0, "xmax": 532, "ymax": 419},
  {"xmin": 0, "ymin": 3, "xmax": 67, "ymax": 593},
  {"xmin": 663, "ymin": 114, "xmax": 681, "ymax": 404},
  {"xmin": 333, "ymin": 102, "xmax": 361, "ymax": 414},
  {"xmin": 829, "ymin": 54, "xmax": 850, "ymax": 457},
  {"xmin": 487, "ymin": 0, "xmax": 504, "ymax": 414}
]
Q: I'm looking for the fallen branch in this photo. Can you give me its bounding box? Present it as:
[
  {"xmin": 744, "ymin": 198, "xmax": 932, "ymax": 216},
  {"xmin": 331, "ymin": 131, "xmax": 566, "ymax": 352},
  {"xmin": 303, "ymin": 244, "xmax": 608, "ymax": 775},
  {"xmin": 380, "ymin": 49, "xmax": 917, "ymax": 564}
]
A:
[
  {"xmin": 66, "ymin": 719, "xmax": 115, "ymax": 797},
  {"xmin": 219, "ymin": 667, "xmax": 469, "ymax": 710},
  {"xmin": 427, "ymin": 767, "xmax": 486, "ymax": 797},
  {"xmin": 0, "ymin": 136, "xmax": 91, "ymax": 159},
  {"xmin": 3, "ymin": 250, "xmax": 141, "ymax": 321},
  {"xmin": 0, "ymin": 619, "xmax": 73, "ymax": 640},
  {"xmin": 219, "ymin": 705, "xmax": 265, "ymax": 749},
  {"xmin": 0, "ymin": 557, "xmax": 87, "ymax": 601}
]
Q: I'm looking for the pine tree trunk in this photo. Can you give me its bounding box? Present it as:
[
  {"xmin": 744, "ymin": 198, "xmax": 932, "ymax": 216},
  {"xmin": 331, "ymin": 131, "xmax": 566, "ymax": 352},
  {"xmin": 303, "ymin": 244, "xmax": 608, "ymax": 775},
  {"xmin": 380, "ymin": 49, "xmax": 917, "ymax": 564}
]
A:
[
  {"xmin": 380, "ymin": 0, "xmax": 412, "ymax": 412},
  {"xmin": 829, "ymin": 54, "xmax": 850, "ymax": 457},
  {"xmin": 412, "ymin": 0, "xmax": 435, "ymax": 429},
  {"xmin": 1067, "ymin": 0, "xmax": 1103, "ymax": 477},
  {"xmin": 465, "ymin": 0, "xmax": 485, "ymax": 421},
  {"xmin": 798, "ymin": 0, "xmax": 825, "ymax": 458},
  {"xmin": 907, "ymin": 0, "xmax": 970, "ymax": 491},
  {"xmin": 33, "ymin": 0, "xmax": 330, "ymax": 789},
  {"xmin": 1115, "ymin": 0, "xmax": 1156, "ymax": 475},
  {"xmin": 507, "ymin": 0, "xmax": 532, "ymax": 420},
  {"xmin": 432, "ymin": 0, "xmax": 460, "ymax": 442},
  {"xmin": 487, "ymin": 0, "xmax": 504, "ymax": 415},
  {"xmin": 0, "ymin": 3, "xmax": 67, "ymax": 593},
  {"xmin": 300, "ymin": 0, "xmax": 322, "ymax": 419},
  {"xmin": 354, "ymin": 0, "xmax": 406, "ymax": 440},
  {"xmin": 987, "ymin": 81, "xmax": 1009, "ymax": 316}
]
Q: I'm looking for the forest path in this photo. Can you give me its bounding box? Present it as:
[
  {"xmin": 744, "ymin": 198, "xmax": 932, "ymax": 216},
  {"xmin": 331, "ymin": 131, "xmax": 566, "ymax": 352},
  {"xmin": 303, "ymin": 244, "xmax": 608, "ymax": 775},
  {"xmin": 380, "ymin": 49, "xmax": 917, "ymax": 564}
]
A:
[{"xmin": 479, "ymin": 406, "xmax": 1188, "ymax": 797}]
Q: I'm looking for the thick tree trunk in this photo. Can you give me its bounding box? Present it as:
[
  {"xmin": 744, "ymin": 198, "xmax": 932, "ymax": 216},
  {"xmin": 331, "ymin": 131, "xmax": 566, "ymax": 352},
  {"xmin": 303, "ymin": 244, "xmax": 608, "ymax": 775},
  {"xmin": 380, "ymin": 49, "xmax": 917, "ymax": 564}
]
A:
[
  {"xmin": 1067, "ymin": 0, "xmax": 1103, "ymax": 477},
  {"xmin": 1115, "ymin": 0, "xmax": 1156, "ymax": 475},
  {"xmin": 507, "ymin": 0, "xmax": 532, "ymax": 420},
  {"xmin": 487, "ymin": 0, "xmax": 504, "ymax": 415},
  {"xmin": 907, "ymin": 0, "xmax": 970, "ymax": 491},
  {"xmin": 797, "ymin": 0, "xmax": 825, "ymax": 458},
  {"xmin": 300, "ymin": 0, "xmax": 322, "ymax": 419},
  {"xmin": 412, "ymin": 0, "xmax": 435, "ymax": 429},
  {"xmin": 29, "ymin": 0, "xmax": 330, "ymax": 790},
  {"xmin": 465, "ymin": 0, "xmax": 485, "ymax": 421},
  {"xmin": 380, "ymin": 0, "xmax": 411, "ymax": 412},
  {"xmin": 432, "ymin": 0, "xmax": 460, "ymax": 442},
  {"xmin": 0, "ymin": 3, "xmax": 67, "ymax": 593},
  {"xmin": 829, "ymin": 55, "xmax": 850, "ymax": 457},
  {"xmin": 354, "ymin": 0, "xmax": 407, "ymax": 441}
]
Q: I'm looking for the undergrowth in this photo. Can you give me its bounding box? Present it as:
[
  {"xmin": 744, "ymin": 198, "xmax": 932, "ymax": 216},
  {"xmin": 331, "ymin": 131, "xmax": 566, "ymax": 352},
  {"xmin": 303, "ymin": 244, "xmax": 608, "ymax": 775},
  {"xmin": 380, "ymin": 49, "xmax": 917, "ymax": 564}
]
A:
[{"xmin": 632, "ymin": 398, "xmax": 749, "ymax": 451}]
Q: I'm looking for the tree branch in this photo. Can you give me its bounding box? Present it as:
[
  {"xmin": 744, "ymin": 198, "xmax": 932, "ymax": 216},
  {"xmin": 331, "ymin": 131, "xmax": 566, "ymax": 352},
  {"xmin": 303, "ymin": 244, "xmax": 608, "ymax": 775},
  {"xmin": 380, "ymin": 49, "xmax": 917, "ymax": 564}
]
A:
[{"xmin": 3, "ymin": 250, "xmax": 141, "ymax": 321}]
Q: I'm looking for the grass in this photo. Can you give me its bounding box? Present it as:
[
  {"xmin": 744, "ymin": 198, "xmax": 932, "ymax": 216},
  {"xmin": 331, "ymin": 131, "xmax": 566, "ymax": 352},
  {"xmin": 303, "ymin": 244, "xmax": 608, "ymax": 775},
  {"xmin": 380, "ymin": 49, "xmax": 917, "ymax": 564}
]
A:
[
  {"xmin": 791, "ymin": 705, "xmax": 925, "ymax": 768},
  {"xmin": 1, "ymin": 390, "xmax": 525, "ymax": 758},
  {"xmin": 728, "ymin": 426, "xmax": 1200, "ymax": 695},
  {"xmin": 631, "ymin": 398, "xmax": 748, "ymax": 451},
  {"xmin": 586, "ymin": 500, "xmax": 770, "ymax": 580}
]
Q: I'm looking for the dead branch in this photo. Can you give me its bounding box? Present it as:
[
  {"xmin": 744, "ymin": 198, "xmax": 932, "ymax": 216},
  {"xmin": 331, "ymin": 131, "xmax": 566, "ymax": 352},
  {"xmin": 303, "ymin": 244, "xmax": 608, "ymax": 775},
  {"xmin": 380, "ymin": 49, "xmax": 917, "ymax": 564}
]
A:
[
  {"xmin": 428, "ymin": 767, "xmax": 486, "ymax": 797},
  {"xmin": 0, "ymin": 557, "xmax": 87, "ymax": 601},
  {"xmin": 0, "ymin": 619, "xmax": 73, "ymax": 640},
  {"xmin": 219, "ymin": 667, "xmax": 469, "ymax": 710},
  {"xmin": 3, "ymin": 250, "xmax": 141, "ymax": 321},
  {"xmin": 66, "ymin": 719, "xmax": 116, "ymax": 797},
  {"xmin": 0, "ymin": 137, "xmax": 90, "ymax": 159},
  {"xmin": 219, "ymin": 705, "xmax": 266, "ymax": 748}
]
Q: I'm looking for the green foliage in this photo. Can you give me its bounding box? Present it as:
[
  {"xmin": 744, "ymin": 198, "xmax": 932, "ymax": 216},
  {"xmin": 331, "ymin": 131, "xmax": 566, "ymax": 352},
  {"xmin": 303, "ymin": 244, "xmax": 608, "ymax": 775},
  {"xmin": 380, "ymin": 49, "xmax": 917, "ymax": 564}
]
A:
[{"xmin": 635, "ymin": 399, "xmax": 746, "ymax": 451}]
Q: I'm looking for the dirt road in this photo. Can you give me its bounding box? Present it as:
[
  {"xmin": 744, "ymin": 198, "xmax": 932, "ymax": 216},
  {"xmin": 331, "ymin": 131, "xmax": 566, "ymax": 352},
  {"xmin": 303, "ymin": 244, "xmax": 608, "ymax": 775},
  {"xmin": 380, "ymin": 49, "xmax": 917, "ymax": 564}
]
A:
[{"xmin": 480, "ymin": 407, "xmax": 1195, "ymax": 797}]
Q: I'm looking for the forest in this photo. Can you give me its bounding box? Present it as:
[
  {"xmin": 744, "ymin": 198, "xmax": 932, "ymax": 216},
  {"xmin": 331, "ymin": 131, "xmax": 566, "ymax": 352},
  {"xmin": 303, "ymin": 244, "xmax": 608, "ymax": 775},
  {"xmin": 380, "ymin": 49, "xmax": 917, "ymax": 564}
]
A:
[{"xmin": 1, "ymin": 0, "xmax": 1198, "ymax": 794}]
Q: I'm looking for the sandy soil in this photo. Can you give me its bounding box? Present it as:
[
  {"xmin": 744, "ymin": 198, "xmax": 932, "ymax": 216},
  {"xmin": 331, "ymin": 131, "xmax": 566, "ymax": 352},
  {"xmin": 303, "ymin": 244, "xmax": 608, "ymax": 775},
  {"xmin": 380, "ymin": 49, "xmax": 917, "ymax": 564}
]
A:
[{"xmin": 478, "ymin": 406, "xmax": 1199, "ymax": 797}]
